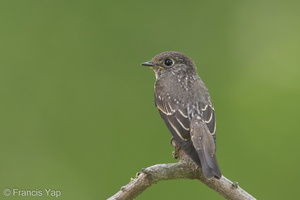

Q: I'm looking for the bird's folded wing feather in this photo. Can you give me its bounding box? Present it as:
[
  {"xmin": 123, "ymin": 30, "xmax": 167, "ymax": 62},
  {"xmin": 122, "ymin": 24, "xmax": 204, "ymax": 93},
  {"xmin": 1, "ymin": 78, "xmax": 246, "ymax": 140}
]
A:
[{"xmin": 155, "ymin": 95, "xmax": 190, "ymax": 141}]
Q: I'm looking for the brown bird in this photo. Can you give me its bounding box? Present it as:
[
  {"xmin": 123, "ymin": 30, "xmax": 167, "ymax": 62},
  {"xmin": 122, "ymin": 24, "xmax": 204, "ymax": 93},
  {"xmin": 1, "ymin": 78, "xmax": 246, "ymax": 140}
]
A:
[{"xmin": 141, "ymin": 51, "xmax": 221, "ymax": 179}]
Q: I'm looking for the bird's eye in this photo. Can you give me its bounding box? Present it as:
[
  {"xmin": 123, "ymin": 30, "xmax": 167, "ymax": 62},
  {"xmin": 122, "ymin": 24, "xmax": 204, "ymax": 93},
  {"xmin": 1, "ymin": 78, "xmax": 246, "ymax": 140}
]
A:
[{"xmin": 164, "ymin": 59, "xmax": 173, "ymax": 66}]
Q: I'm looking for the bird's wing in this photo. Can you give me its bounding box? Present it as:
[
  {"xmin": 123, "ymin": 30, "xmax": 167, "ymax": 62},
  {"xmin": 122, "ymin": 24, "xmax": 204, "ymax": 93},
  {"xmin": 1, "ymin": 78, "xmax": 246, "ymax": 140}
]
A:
[
  {"xmin": 155, "ymin": 93, "xmax": 221, "ymax": 179},
  {"xmin": 155, "ymin": 93, "xmax": 202, "ymax": 166},
  {"xmin": 198, "ymin": 101, "xmax": 216, "ymax": 141},
  {"xmin": 155, "ymin": 92, "xmax": 216, "ymax": 144},
  {"xmin": 155, "ymin": 94, "xmax": 190, "ymax": 141}
]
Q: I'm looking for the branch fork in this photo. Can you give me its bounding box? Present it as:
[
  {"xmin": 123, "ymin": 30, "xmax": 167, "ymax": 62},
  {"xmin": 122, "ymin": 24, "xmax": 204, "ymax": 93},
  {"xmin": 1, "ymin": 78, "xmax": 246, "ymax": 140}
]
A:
[{"xmin": 108, "ymin": 146, "xmax": 255, "ymax": 200}]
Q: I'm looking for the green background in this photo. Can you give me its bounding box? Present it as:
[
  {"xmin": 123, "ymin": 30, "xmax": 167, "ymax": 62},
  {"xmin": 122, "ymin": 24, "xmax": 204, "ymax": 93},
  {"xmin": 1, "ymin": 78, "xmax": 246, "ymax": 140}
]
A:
[{"xmin": 1, "ymin": 0, "xmax": 299, "ymax": 199}]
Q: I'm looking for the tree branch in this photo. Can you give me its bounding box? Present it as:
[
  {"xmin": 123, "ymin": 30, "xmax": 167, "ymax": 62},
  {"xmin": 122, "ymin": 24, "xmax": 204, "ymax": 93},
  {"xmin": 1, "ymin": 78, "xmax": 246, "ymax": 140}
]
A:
[{"xmin": 108, "ymin": 144, "xmax": 256, "ymax": 200}]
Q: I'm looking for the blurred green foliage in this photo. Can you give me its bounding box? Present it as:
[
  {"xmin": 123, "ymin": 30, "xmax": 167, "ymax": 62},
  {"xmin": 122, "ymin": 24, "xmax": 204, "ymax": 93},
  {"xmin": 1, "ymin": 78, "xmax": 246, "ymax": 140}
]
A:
[{"xmin": 0, "ymin": 0, "xmax": 299, "ymax": 199}]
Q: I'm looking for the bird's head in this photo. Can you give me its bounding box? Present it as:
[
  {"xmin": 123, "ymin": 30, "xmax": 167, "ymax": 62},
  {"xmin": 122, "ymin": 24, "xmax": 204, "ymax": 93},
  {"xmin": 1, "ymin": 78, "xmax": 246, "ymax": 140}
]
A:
[{"xmin": 141, "ymin": 51, "xmax": 197, "ymax": 78}]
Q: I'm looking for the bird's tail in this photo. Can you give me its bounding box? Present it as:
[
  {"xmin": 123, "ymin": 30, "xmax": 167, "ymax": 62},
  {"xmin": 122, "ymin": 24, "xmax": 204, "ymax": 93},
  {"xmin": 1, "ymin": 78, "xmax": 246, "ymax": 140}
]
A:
[{"xmin": 190, "ymin": 120, "xmax": 222, "ymax": 179}]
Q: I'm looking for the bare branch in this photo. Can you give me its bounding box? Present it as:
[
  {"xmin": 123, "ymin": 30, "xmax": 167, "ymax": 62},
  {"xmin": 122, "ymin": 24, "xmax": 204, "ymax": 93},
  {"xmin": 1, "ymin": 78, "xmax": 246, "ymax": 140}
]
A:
[{"xmin": 108, "ymin": 146, "xmax": 256, "ymax": 200}]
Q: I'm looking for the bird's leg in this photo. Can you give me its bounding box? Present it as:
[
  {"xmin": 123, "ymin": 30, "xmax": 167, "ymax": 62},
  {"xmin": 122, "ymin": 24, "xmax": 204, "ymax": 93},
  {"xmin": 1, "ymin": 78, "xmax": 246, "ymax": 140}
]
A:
[{"xmin": 171, "ymin": 137, "xmax": 180, "ymax": 159}]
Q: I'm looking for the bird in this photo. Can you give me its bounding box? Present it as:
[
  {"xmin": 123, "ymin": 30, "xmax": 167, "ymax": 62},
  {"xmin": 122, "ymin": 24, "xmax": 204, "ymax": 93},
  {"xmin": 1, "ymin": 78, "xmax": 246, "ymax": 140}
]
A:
[{"xmin": 141, "ymin": 51, "xmax": 222, "ymax": 179}]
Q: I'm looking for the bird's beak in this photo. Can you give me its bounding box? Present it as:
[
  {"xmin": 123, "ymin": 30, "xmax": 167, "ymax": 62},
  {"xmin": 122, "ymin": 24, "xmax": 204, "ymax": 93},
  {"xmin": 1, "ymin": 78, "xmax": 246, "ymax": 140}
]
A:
[
  {"xmin": 141, "ymin": 61, "xmax": 155, "ymax": 67},
  {"xmin": 141, "ymin": 61, "xmax": 164, "ymax": 69}
]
